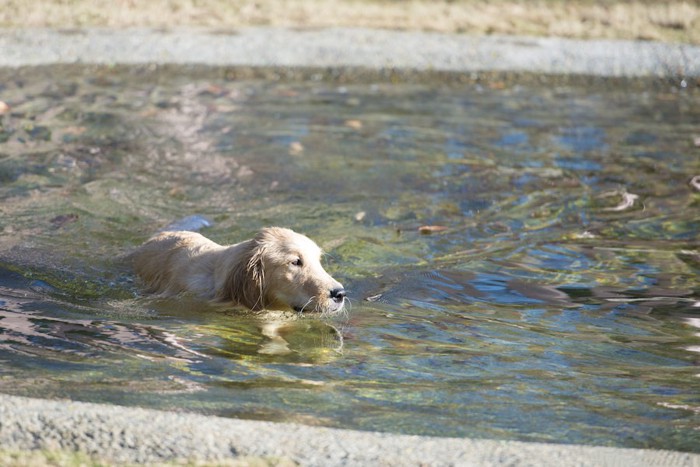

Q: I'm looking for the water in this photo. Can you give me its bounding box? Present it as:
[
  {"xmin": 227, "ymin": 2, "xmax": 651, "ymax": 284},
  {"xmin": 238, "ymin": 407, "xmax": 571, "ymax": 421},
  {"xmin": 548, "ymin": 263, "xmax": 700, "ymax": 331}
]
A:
[{"xmin": 1, "ymin": 67, "xmax": 699, "ymax": 451}]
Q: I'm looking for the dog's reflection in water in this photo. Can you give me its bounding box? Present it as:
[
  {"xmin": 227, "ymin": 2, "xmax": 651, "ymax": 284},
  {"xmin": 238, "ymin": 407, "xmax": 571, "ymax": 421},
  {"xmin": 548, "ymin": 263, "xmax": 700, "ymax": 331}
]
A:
[{"xmin": 257, "ymin": 317, "xmax": 344, "ymax": 357}]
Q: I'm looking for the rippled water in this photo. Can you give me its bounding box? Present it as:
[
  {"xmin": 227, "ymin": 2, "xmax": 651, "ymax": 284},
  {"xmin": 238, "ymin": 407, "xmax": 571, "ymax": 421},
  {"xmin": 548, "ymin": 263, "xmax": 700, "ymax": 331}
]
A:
[{"xmin": 1, "ymin": 67, "xmax": 699, "ymax": 451}]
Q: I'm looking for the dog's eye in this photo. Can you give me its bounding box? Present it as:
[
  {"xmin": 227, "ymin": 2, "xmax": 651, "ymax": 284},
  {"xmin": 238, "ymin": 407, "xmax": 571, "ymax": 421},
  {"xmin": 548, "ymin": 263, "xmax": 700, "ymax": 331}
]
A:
[{"xmin": 291, "ymin": 258, "xmax": 303, "ymax": 267}]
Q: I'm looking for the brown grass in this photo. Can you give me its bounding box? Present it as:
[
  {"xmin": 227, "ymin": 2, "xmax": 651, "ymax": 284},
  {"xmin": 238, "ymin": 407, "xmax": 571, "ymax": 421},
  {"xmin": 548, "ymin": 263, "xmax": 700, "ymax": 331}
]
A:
[
  {"xmin": 0, "ymin": 0, "xmax": 698, "ymax": 43},
  {"xmin": 0, "ymin": 448, "xmax": 296, "ymax": 466}
]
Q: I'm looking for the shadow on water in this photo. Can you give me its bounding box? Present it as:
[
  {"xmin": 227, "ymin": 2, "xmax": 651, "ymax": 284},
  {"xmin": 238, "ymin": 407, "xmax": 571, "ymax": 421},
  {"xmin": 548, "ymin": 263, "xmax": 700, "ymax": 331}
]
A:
[{"xmin": 0, "ymin": 66, "xmax": 699, "ymax": 451}]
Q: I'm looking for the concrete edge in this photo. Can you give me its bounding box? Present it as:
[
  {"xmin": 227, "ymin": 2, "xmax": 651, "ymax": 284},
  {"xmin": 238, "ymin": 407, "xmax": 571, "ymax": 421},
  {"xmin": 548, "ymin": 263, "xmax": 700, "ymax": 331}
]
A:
[
  {"xmin": 1, "ymin": 394, "xmax": 698, "ymax": 466},
  {"xmin": 0, "ymin": 27, "xmax": 699, "ymax": 79}
]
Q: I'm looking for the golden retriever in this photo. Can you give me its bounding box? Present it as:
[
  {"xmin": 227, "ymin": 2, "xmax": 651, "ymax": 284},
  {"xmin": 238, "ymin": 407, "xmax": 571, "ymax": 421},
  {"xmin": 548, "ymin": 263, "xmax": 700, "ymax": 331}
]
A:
[{"xmin": 132, "ymin": 227, "xmax": 346, "ymax": 315}]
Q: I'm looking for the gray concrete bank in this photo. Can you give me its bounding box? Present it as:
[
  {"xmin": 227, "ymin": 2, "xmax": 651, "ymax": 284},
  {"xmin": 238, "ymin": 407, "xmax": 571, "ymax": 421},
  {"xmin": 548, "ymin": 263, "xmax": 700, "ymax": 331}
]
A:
[
  {"xmin": 1, "ymin": 394, "xmax": 698, "ymax": 466},
  {"xmin": 0, "ymin": 27, "xmax": 699, "ymax": 78}
]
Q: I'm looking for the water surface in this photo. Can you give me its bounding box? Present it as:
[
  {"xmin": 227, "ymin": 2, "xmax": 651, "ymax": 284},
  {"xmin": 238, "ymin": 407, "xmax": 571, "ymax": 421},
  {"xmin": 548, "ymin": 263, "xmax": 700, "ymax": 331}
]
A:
[{"xmin": 0, "ymin": 67, "xmax": 699, "ymax": 451}]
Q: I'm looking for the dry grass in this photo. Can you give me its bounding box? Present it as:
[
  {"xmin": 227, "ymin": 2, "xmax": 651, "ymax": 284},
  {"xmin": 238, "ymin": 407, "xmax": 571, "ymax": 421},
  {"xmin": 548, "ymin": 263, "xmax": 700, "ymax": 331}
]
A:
[
  {"xmin": 0, "ymin": 0, "xmax": 698, "ymax": 43},
  {"xmin": 0, "ymin": 448, "xmax": 297, "ymax": 467},
  {"xmin": 0, "ymin": 449, "xmax": 98, "ymax": 467}
]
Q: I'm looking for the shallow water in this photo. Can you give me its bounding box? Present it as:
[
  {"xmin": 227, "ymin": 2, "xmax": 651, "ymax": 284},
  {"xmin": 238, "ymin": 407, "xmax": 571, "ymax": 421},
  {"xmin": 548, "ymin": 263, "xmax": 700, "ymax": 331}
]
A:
[{"xmin": 1, "ymin": 67, "xmax": 699, "ymax": 451}]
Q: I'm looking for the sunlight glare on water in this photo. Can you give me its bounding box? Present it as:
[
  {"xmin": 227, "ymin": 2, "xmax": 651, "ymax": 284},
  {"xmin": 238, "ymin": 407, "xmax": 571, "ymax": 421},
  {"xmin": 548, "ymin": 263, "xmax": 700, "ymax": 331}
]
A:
[{"xmin": 0, "ymin": 67, "xmax": 699, "ymax": 451}]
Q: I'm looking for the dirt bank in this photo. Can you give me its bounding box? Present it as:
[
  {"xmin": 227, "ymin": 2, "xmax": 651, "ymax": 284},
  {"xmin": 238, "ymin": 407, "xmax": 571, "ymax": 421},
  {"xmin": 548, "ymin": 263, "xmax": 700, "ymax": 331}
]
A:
[{"xmin": 1, "ymin": 0, "xmax": 698, "ymax": 44}]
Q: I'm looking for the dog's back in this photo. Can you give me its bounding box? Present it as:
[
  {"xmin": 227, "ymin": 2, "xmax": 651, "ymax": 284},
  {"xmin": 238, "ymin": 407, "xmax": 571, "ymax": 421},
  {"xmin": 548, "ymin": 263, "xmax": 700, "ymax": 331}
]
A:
[{"xmin": 132, "ymin": 231, "xmax": 224, "ymax": 298}]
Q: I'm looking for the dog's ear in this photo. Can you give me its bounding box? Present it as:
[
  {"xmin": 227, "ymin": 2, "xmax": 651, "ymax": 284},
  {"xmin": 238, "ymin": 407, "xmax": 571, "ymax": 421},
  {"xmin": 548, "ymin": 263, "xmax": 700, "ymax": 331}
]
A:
[{"xmin": 222, "ymin": 239, "xmax": 266, "ymax": 310}]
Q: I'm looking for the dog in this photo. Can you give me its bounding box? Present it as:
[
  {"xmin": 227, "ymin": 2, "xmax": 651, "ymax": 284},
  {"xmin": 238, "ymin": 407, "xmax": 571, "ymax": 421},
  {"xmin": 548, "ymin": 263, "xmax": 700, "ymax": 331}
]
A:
[{"xmin": 132, "ymin": 227, "xmax": 346, "ymax": 315}]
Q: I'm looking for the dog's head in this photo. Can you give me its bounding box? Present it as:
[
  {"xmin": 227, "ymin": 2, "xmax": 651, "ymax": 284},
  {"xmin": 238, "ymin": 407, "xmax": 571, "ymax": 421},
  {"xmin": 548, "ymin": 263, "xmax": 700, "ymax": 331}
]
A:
[{"xmin": 225, "ymin": 227, "xmax": 346, "ymax": 315}]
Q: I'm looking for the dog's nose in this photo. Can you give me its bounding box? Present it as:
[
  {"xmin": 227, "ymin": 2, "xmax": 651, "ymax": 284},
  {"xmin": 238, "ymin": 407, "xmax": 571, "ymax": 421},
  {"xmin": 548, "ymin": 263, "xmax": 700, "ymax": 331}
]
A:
[{"xmin": 330, "ymin": 287, "xmax": 346, "ymax": 303}]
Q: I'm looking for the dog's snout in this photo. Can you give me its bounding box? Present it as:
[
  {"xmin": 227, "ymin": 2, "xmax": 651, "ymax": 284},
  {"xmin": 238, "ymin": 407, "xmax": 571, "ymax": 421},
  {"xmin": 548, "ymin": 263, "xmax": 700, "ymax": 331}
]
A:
[{"xmin": 330, "ymin": 287, "xmax": 346, "ymax": 303}]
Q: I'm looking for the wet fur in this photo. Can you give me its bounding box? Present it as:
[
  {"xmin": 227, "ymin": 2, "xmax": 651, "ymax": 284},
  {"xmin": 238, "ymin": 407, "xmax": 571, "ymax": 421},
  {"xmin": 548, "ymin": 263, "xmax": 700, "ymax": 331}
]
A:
[{"xmin": 132, "ymin": 227, "xmax": 345, "ymax": 314}]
